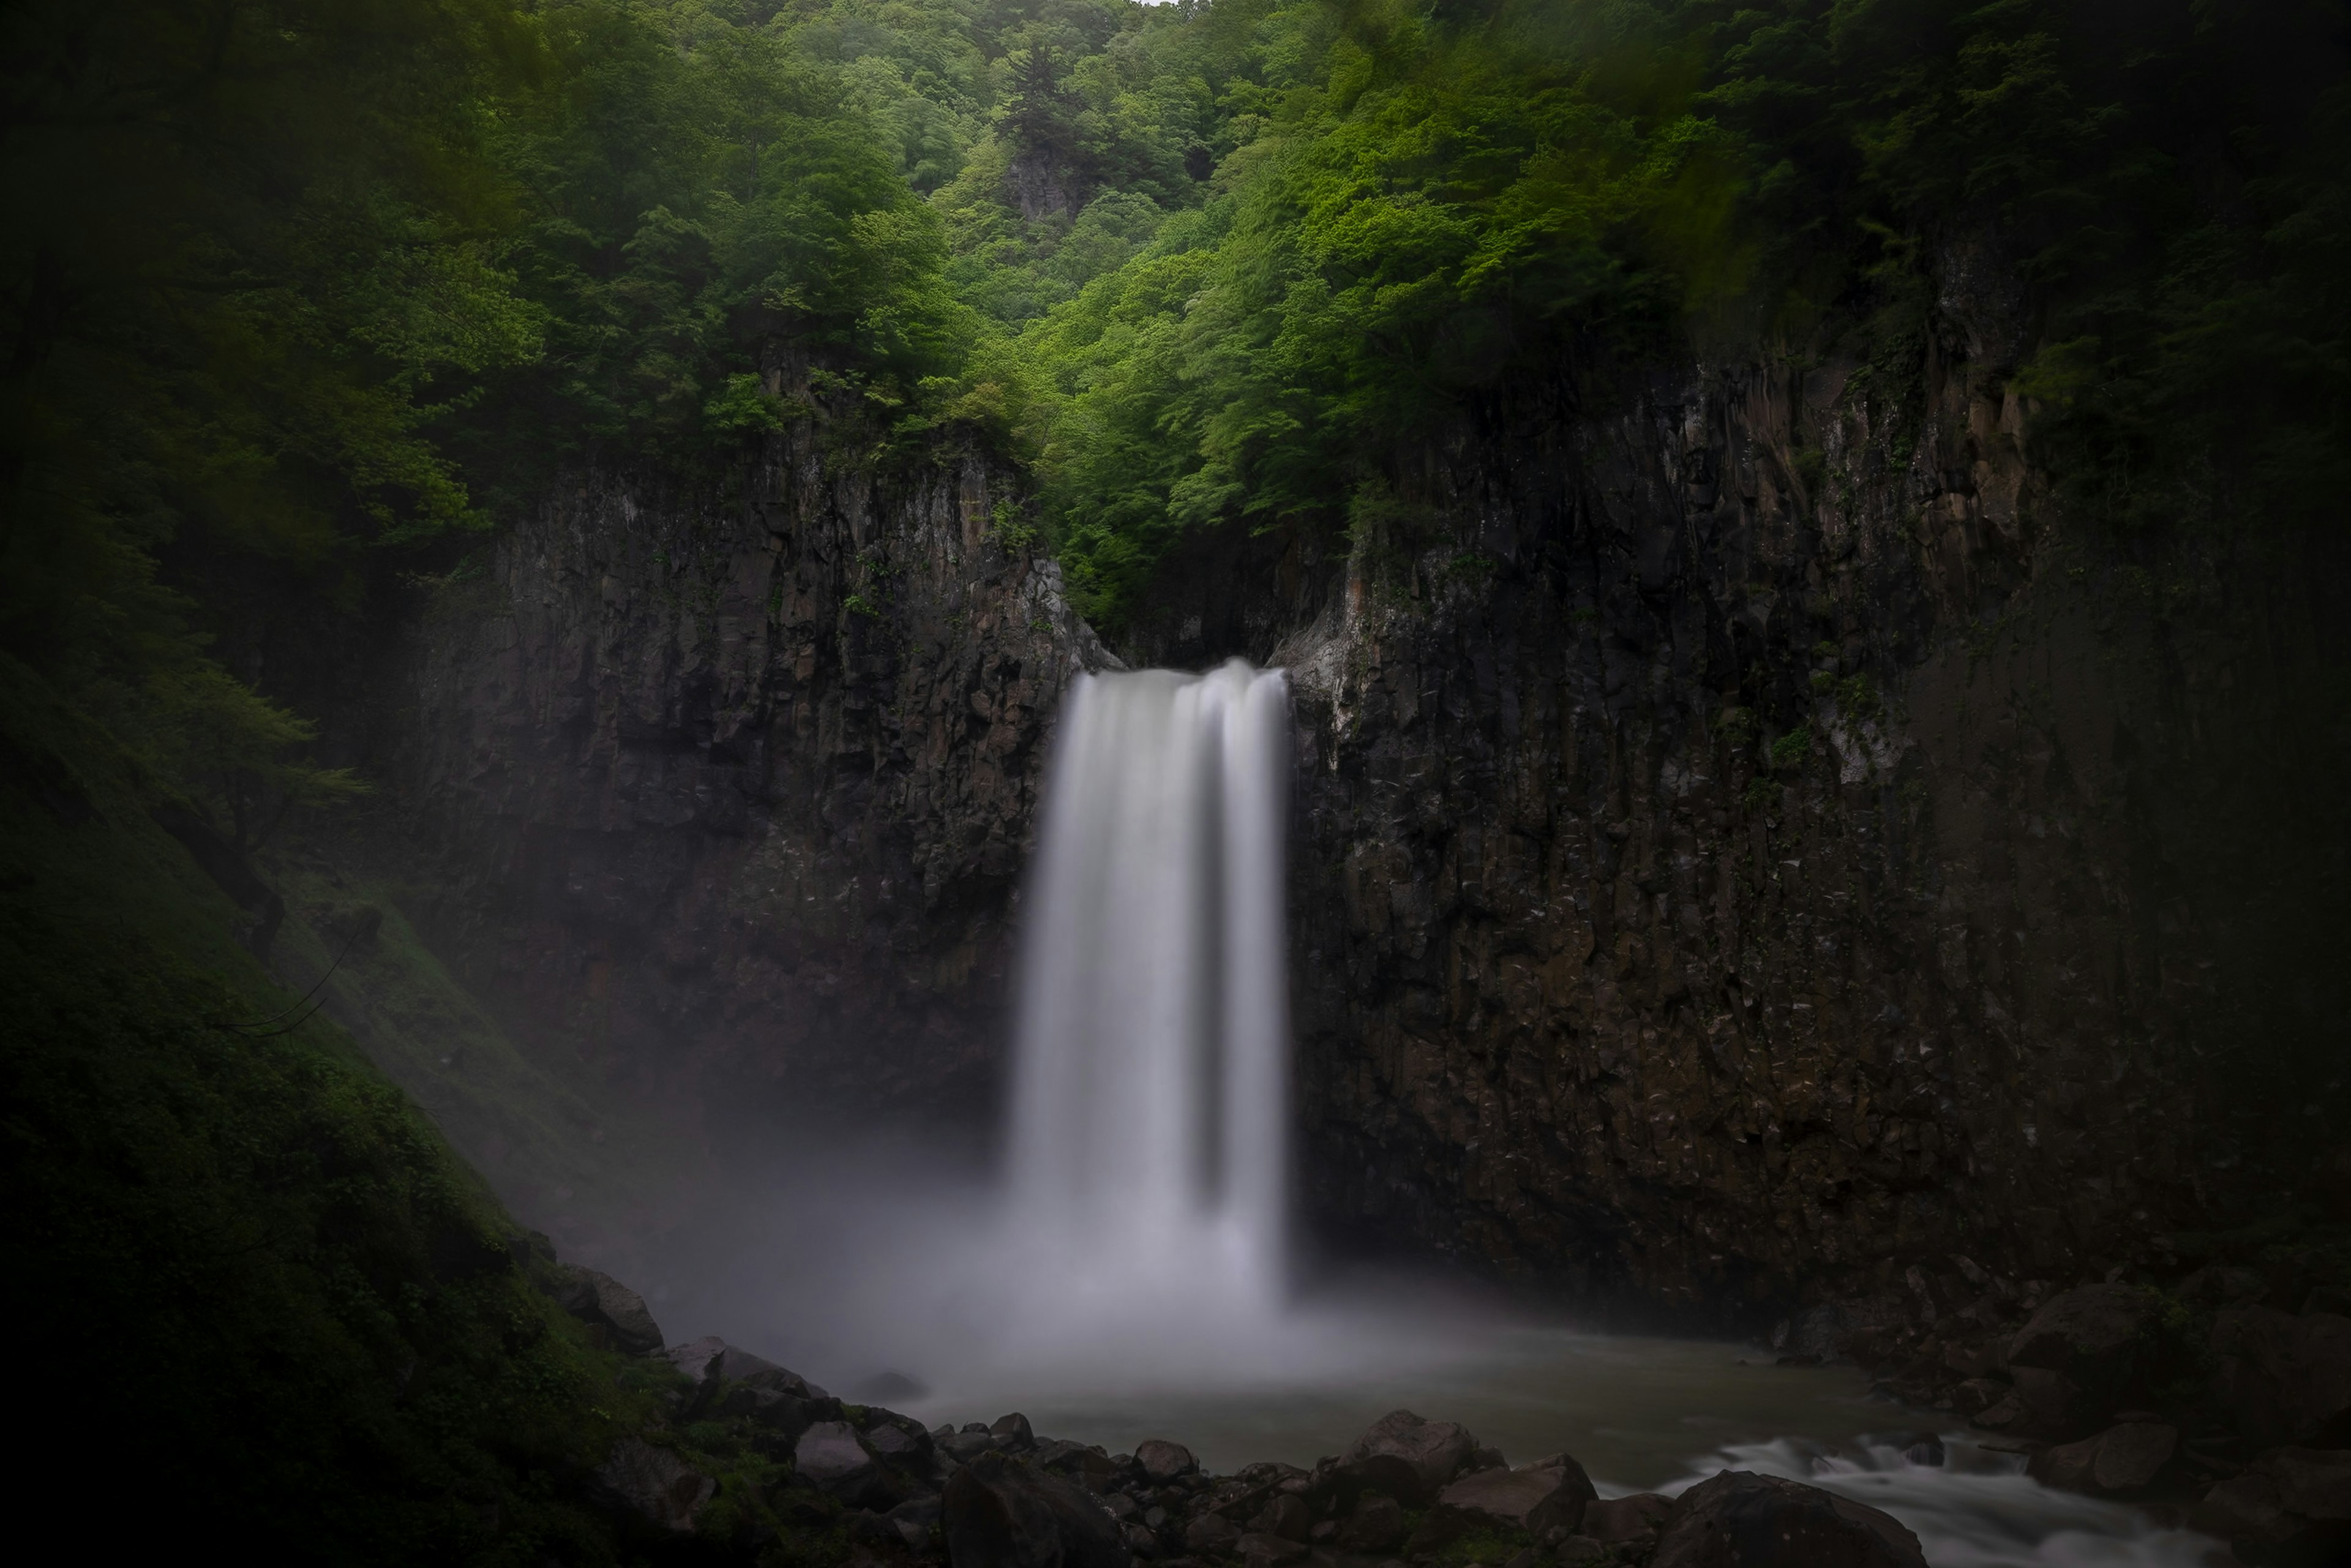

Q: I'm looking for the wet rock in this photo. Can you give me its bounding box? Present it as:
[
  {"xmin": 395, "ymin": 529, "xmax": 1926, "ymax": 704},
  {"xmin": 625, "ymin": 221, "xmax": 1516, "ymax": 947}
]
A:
[
  {"xmin": 2027, "ymin": 1423, "xmax": 2177, "ymax": 1495},
  {"xmin": 1139, "ymin": 1439, "xmax": 1199, "ymax": 1483},
  {"xmin": 1651, "ymin": 1472, "xmax": 1927, "ymax": 1568},
  {"xmin": 2002, "ymin": 1285, "xmax": 2157, "ymax": 1434},
  {"xmin": 1235, "ymin": 1531, "xmax": 1306, "ymax": 1565},
  {"xmin": 1581, "ymin": 1493, "xmax": 1673, "ymax": 1544},
  {"xmin": 1437, "ymin": 1454, "xmax": 1598, "ymax": 1536},
  {"xmin": 991, "ymin": 1412, "xmax": 1037, "ymax": 1452},
  {"xmin": 551, "ymin": 1267, "xmax": 664, "ymax": 1355},
  {"xmin": 596, "ymin": 1436, "xmax": 713, "ymax": 1532},
  {"xmin": 2210, "ymin": 1307, "xmax": 2351, "ymax": 1448},
  {"xmin": 1336, "ymin": 1493, "xmax": 1407, "ymax": 1553},
  {"xmin": 945, "ymin": 1452, "xmax": 1128, "ymax": 1568},
  {"xmin": 1949, "ymin": 1377, "xmax": 2010, "ymax": 1417},
  {"xmin": 797, "ymin": 1421, "xmax": 880, "ymax": 1501},
  {"xmin": 1038, "ymin": 1442, "xmax": 1119, "ymax": 1493},
  {"xmin": 1247, "ymin": 1493, "xmax": 1313, "ymax": 1542},
  {"xmin": 1557, "ymin": 1534, "xmax": 1610, "ymax": 1567},
  {"xmin": 943, "ymin": 1428, "xmax": 999, "ymax": 1463},
  {"xmin": 1184, "ymin": 1512, "xmax": 1242, "ymax": 1554},
  {"xmin": 1337, "ymin": 1409, "xmax": 1481, "ymax": 1504},
  {"xmin": 2192, "ymin": 1447, "xmax": 2351, "ymax": 1562},
  {"xmin": 2180, "ymin": 1266, "xmax": 2272, "ymax": 1307}
]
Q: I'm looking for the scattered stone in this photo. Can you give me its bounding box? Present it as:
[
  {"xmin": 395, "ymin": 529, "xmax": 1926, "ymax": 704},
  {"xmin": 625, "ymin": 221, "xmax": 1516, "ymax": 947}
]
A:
[
  {"xmin": 2027, "ymin": 1423, "xmax": 2177, "ymax": 1495},
  {"xmin": 1581, "ymin": 1493, "xmax": 1673, "ymax": 1544},
  {"xmin": 1138, "ymin": 1438, "xmax": 1199, "ymax": 1483},
  {"xmin": 2210, "ymin": 1307, "xmax": 2351, "ymax": 1448},
  {"xmin": 1235, "ymin": 1531, "xmax": 1306, "ymax": 1565},
  {"xmin": 797, "ymin": 1420, "xmax": 879, "ymax": 1500},
  {"xmin": 1437, "ymin": 1454, "xmax": 1597, "ymax": 1536},
  {"xmin": 1183, "ymin": 1512, "xmax": 1242, "ymax": 1554},
  {"xmin": 943, "ymin": 1428, "xmax": 999, "ymax": 1463},
  {"xmin": 2002, "ymin": 1285, "xmax": 2158, "ymax": 1435},
  {"xmin": 596, "ymin": 1436, "xmax": 713, "ymax": 1532},
  {"xmin": 945, "ymin": 1452, "xmax": 1128, "ymax": 1568},
  {"xmin": 552, "ymin": 1267, "xmax": 664, "ymax": 1355},
  {"xmin": 1651, "ymin": 1471, "xmax": 1928, "ymax": 1568},
  {"xmin": 1247, "ymin": 1493, "xmax": 1312, "ymax": 1542},
  {"xmin": 2188, "ymin": 1449, "xmax": 2350, "ymax": 1562},
  {"xmin": 1336, "ymin": 1493, "xmax": 1407, "ymax": 1553},
  {"xmin": 1337, "ymin": 1409, "xmax": 1482, "ymax": 1504}
]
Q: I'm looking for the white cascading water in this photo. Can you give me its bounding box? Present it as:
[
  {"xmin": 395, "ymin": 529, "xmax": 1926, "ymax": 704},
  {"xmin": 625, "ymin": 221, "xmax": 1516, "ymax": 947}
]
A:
[{"xmin": 1006, "ymin": 658, "xmax": 1292, "ymax": 1322}]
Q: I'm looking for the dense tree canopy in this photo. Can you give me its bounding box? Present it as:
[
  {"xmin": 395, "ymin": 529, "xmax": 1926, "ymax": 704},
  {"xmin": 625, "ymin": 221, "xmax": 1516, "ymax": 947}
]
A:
[{"xmin": 3, "ymin": 0, "xmax": 2345, "ymax": 727}]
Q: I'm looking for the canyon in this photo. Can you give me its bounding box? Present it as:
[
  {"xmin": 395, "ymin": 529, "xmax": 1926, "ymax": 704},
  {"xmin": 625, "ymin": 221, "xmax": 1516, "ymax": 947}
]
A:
[{"xmin": 353, "ymin": 256, "xmax": 2344, "ymax": 1335}]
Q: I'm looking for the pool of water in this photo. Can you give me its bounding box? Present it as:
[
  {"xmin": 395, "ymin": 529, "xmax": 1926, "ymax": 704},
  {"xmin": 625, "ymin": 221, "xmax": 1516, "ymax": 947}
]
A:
[{"xmin": 892, "ymin": 1326, "xmax": 2227, "ymax": 1568}]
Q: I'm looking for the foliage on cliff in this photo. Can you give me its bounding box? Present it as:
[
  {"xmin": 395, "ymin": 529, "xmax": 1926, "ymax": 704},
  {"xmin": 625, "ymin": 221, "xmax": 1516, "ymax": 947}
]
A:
[{"xmin": 0, "ymin": 665, "xmax": 679, "ymax": 1561}]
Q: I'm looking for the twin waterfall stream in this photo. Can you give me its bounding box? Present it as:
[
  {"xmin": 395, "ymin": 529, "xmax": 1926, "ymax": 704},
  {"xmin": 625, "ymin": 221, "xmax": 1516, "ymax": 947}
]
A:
[
  {"xmin": 948, "ymin": 658, "xmax": 2216, "ymax": 1567},
  {"xmin": 1009, "ymin": 659, "xmax": 1293, "ymax": 1318}
]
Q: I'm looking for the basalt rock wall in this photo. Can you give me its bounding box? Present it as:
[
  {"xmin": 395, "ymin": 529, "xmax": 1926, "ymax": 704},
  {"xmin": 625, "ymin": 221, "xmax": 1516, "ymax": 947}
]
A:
[
  {"xmin": 398, "ymin": 422, "xmax": 1112, "ymax": 1147},
  {"xmin": 391, "ymin": 268, "xmax": 2343, "ymax": 1320},
  {"xmin": 1128, "ymin": 253, "xmax": 2344, "ymax": 1319}
]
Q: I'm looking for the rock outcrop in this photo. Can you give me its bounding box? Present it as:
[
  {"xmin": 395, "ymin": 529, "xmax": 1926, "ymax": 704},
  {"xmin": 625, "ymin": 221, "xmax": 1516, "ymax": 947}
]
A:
[
  {"xmin": 1649, "ymin": 1469, "xmax": 1928, "ymax": 1568},
  {"xmin": 400, "ymin": 421, "xmax": 1112, "ymax": 1152}
]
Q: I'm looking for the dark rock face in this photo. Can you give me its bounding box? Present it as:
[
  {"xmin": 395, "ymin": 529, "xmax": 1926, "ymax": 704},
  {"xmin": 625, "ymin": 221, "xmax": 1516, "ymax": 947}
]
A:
[
  {"xmin": 552, "ymin": 1266, "xmax": 665, "ymax": 1354},
  {"xmin": 1226, "ymin": 318, "xmax": 2343, "ymax": 1313},
  {"xmin": 596, "ymin": 1436, "xmax": 714, "ymax": 1532},
  {"xmin": 2211, "ymin": 1308, "xmax": 2351, "ymax": 1449},
  {"xmin": 945, "ymin": 1451, "xmax": 1128, "ymax": 1568},
  {"xmin": 402, "ymin": 429, "xmax": 1113, "ymax": 1152},
  {"xmin": 1335, "ymin": 1409, "xmax": 1481, "ymax": 1504},
  {"xmin": 1650, "ymin": 1470, "xmax": 1927, "ymax": 1568},
  {"xmin": 2028, "ymin": 1422, "xmax": 2178, "ymax": 1495},
  {"xmin": 384, "ymin": 245, "xmax": 2343, "ymax": 1329}
]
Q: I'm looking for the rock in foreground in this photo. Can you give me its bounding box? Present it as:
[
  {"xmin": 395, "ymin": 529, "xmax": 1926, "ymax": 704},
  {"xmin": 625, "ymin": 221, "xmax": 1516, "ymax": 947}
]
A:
[{"xmin": 1651, "ymin": 1470, "xmax": 1929, "ymax": 1568}]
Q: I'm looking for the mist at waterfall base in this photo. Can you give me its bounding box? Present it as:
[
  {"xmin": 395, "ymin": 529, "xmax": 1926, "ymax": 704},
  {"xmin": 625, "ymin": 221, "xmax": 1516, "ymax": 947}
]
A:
[{"xmin": 636, "ymin": 659, "xmax": 2224, "ymax": 1567}]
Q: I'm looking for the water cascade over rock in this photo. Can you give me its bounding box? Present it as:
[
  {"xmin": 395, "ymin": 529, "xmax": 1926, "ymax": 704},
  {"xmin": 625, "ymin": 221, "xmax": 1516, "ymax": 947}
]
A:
[{"xmin": 1008, "ymin": 658, "xmax": 1293, "ymax": 1319}]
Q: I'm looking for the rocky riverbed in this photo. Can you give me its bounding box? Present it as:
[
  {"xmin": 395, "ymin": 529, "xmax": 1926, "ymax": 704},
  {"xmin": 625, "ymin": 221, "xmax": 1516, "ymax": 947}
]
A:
[{"xmin": 544, "ymin": 1245, "xmax": 2349, "ymax": 1567}]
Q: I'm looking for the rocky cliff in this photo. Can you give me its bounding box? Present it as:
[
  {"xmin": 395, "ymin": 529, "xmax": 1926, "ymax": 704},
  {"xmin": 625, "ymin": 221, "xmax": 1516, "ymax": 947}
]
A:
[
  {"xmin": 384, "ymin": 261, "xmax": 2345, "ymax": 1324},
  {"xmin": 396, "ymin": 419, "xmax": 1112, "ymax": 1150},
  {"xmin": 1123, "ymin": 248, "xmax": 2347, "ymax": 1322}
]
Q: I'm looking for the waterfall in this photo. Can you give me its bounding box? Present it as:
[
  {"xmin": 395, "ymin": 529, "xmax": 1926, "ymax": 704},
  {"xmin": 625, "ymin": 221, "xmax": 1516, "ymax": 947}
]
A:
[{"xmin": 1008, "ymin": 658, "xmax": 1292, "ymax": 1314}]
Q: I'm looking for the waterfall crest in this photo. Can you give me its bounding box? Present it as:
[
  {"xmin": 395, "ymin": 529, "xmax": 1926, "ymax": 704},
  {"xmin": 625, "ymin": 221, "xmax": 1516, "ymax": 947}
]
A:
[{"xmin": 1009, "ymin": 658, "xmax": 1292, "ymax": 1312}]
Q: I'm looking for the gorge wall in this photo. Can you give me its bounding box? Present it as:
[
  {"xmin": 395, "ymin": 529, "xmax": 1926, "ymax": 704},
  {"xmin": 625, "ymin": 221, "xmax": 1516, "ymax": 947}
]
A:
[
  {"xmin": 385, "ymin": 262, "xmax": 2346, "ymax": 1322},
  {"xmin": 392, "ymin": 413, "xmax": 1114, "ymax": 1154}
]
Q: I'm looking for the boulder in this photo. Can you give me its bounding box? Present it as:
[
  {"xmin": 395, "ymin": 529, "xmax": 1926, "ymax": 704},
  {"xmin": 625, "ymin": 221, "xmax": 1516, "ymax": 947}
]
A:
[
  {"xmin": 2191, "ymin": 1449, "xmax": 2351, "ymax": 1562},
  {"xmin": 553, "ymin": 1267, "xmax": 665, "ymax": 1356},
  {"xmin": 1651, "ymin": 1471, "xmax": 1928, "ymax": 1568},
  {"xmin": 596, "ymin": 1436, "xmax": 714, "ymax": 1532},
  {"xmin": 2027, "ymin": 1423, "xmax": 2177, "ymax": 1495},
  {"xmin": 1558, "ymin": 1535, "xmax": 1610, "ymax": 1567},
  {"xmin": 797, "ymin": 1420, "xmax": 880, "ymax": 1502},
  {"xmin": 1335, "ymin": 1492, "xmax": 1406, "ymax": 1553},
  {"xmin": 945, "ymin": 1451, "xmax": 1128, "ymax": 1568},
  {"xmin": 1582, "ymin": 1493, "xmax": 1673, "ymax": 1544},
  {"xmin": 991, "ymin": 1412, "xmax": 1037, "ymax": 1451},
  {"xmin": 1247, "ymin": 1493, "xmax": 1312, "ymax": 1542},
  {"xmin": 2210, "ymin": 1307, "xmax": 2351, "ymax": 1448},
  {"xmin": 2003, "ymin": 1283, "xmax": 2158, "ymax": 1433},
  {"xmin": 1235, "ymin": 1532, "xmax": 1306, "ymax": 1565},
  {"xmin": 1436, "ymin": 1455, "xmax": 1597, "ymax": 1536},
  {"xmin": 1138, "ymin": 1439, "xmax": 1198, "ymax": 1483},
  {"xmin": 1337, "ymin": 1409, "xmax": 1482, "ymax": 1504},
  {"xmin": 1184, "ymin": 1512, "xmax": 1242, "ymax": 1554}
]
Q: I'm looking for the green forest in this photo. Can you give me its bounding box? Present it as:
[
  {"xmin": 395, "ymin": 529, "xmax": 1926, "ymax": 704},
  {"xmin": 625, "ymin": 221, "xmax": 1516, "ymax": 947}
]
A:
[
  {"xmin": 7, "ymin": 0, "xmax": 2349, "ymax": 757},
  {"xmin": 6, "ymin": 4, "xmax": 2351, "ymax": 1562}
]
